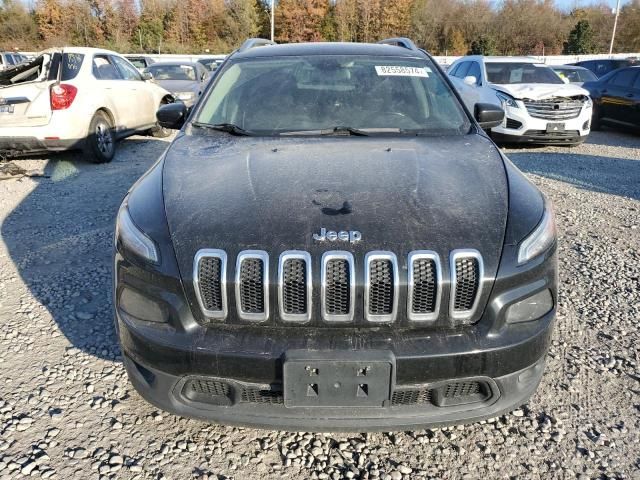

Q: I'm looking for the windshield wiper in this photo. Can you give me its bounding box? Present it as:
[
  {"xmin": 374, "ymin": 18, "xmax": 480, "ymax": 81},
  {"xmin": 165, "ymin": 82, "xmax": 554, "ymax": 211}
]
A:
[
  {"xmin": 193, "ymin": 122, "xmax": 253, "ymax": 136},
  {"xmin": 321, "ymin": 126, "xmax": 369, "ymax": 136},
  {"xmin": 280, "ymin": 126, "xmax": 371, "ymax": 137}
]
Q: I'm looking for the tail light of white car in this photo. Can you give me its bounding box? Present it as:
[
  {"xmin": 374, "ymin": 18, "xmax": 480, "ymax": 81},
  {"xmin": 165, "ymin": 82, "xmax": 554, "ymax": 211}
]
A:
[{"xmin": 50, "ymin": 84, "xmax": 77, "ymax": 110}]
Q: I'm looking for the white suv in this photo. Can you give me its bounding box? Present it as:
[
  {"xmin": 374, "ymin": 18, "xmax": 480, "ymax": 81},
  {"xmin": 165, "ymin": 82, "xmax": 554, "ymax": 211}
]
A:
[
  {"xmin": 0, "ymin": 47, "xmax": 174, "ymax": 163},
  {"xmin": 448, "ymin": 56, "xmax": 592, "ymax": 146}
]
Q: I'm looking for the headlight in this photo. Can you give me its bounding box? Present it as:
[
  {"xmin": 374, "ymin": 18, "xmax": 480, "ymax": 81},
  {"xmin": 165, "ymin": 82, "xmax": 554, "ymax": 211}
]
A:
[
  {"xmin": 116, "ymin": 204, "xmax": 159, "ymax": 264},
  {"xmin": 583, "ymin": 96, "xmax": 593, "ymax": 108},
  {"xmin": 518, "ymin": 203, "xmax": 556, "ymax": 264},
  {"xmin": 496, "ymin": 91, "xmax": 520, "ymax": 109},
  {"xmin": 176, "ymin": 92, "xmax": 195, "ymax": 101}
]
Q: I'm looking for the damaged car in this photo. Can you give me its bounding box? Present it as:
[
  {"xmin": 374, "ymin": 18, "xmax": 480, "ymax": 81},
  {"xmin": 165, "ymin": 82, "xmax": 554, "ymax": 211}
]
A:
[
  {"xmin": 449, "ymin": 56, "xmax": 592, "ymax": 145},
  {"xmin": 0, "ymin": 47, "xmax": 174, "ymax": 162}
]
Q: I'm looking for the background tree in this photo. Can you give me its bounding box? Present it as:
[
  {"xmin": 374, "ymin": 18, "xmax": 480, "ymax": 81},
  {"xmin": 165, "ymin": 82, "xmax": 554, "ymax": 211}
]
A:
[
  {"xmin": 0, "ymin": 0, "xmax": 38, "ymax": 50},
  {"xmin": 468, "ymin": 35, "xmax": 496, "ymax": 55},
  {"xmin": 563, "ymin": 20, "xmax": 595, "ymax": 54}
]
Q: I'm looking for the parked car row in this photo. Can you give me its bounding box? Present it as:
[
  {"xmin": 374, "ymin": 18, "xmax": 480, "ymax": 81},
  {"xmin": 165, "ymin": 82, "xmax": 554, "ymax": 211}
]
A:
[
  {"xmin": 447, "ymin": 54, "xmax": 638, "ymax": 145},
  {"xmin": 0, "ymin": 52, "xmax": 29, "ymax": 71},
  {"xmin": 0, "ymin": 48, "xmax": 220, "ymax": 162}
]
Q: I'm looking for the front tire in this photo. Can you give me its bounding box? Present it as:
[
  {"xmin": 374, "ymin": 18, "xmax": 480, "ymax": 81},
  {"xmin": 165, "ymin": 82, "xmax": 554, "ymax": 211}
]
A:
[{"xmin": 85, "ymin": 111, "xmax": 116, "ymax": 163}]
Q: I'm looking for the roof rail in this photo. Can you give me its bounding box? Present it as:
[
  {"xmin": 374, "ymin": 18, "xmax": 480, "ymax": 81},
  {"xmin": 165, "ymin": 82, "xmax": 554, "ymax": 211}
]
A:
[
  {"xmin": 238, "ymin": 38, "xmax": 277, "ymax": 52},
  {"xmin": 377, "ymin": 37, "xmax": 419, "ymax": 51}
]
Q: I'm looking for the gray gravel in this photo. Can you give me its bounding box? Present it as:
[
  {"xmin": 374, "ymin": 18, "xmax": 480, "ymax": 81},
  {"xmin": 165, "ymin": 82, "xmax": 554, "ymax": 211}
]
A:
[{"xmin": 0, "ymin": 130, "xmax": 639, "ymax": 479}]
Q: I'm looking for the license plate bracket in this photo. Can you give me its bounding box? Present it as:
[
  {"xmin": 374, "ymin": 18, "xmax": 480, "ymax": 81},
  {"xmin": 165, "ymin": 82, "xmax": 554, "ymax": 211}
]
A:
[
  {"xmin": 0, "ymin": 105, "xmax": 14, "ymax": 114},
  {"xmin": 284, "ymin": 351, "xmax": 394, "ymax": 408},
  {"xmin": 546, "ymin": 122, "xmax": 565, "ymax": 133}
]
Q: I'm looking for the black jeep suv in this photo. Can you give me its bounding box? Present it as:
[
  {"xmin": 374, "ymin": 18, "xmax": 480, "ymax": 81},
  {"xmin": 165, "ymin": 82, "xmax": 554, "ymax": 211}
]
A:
[{"xmin": 114, "ymin": 38, "xmax": 558, "ymax": 431}]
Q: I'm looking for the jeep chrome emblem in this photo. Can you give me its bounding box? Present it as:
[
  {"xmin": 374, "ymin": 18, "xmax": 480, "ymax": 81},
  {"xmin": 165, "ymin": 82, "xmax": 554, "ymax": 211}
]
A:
[{"xmin": 313, "ymin": 228, "xmax": 362, "ymax": 243}]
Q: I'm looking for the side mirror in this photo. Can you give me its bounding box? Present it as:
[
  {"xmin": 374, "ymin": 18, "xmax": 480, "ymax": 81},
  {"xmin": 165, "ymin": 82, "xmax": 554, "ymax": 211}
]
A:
[
  {"xmin": 157, "ymin": 102, "xmax": 187, "ymax": 130},
  {"xmin": 463, "ymin": 75, "xmax": 477, "ymax": 86},
  {"xmin": 474, "ymin": 103, "xmax": 504, "ymax": 130},
  {"xmin": 142, "ymin": 71, "xmax": 153, "ymax": 81}
]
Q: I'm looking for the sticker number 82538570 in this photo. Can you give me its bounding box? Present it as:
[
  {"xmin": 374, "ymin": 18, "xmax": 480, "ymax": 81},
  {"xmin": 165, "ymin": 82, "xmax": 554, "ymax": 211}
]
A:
[{"xmin": 375, "ymin": 66, "xmax": 430, "ymax": 77}]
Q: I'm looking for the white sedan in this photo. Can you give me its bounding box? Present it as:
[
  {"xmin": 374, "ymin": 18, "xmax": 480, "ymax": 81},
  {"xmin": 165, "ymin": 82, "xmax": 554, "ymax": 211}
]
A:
[{"xmin": 0, "ymin": 47, "xmax": 174, "ymax": 163}]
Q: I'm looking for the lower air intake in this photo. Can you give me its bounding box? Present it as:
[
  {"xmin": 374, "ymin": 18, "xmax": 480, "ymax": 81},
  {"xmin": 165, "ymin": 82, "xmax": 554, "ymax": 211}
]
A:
[{"xmin": 240, "ymin": 387, "xmax": 284, "ymax": 405}]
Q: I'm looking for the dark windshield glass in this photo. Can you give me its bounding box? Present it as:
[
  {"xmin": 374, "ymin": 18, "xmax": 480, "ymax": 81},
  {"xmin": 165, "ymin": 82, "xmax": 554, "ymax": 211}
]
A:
[
  {"xmin": 196, "ymin": 55, "xmax": 470, "ymax": 136},
  {"xmin": 486, "ymin": 62, "xmax": 563, "ymax": 84},
  {"xmin": 148, "ymin": 64, "xmax": 196, "ymax": 81}
]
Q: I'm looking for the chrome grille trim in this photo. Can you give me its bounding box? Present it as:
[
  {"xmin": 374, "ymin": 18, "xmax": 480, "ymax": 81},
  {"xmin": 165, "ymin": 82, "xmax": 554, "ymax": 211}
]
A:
[
  {"xmin": 407, "ymin": 250, "xmax": 442, "ymax": 322},
  {"xmin": 235, "ymin": 250, "xmax": 269, "ymax": 322},
  {"xmin": 278, "ymin": 251, "xmax": 312, "ymax": 323},
  {"xmin": 449, "ymin": 249, "xmax": 484, "ymax": 321},
  {"xmin": 524, "ymin": 99, "xmax": 583, "ymax": 120},
  {"xmin": 364, "ymin": 251, "xmax": 399, "ymax": 323},
  {"xmin": 321, "ymin": 251, "xmax": 355, "ymax": 323},
  {"xmin": 193, "ymin": 249, "xmax": 228, "ymax": 320}
]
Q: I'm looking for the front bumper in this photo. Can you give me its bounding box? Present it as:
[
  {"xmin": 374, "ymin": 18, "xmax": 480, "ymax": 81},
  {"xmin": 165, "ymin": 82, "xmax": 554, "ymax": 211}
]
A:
[
  {"xmin": 117, "ymin": 301, "xmax": 555, "ymax": 431},
  {"xmin": 491, "ymin": 103, "xmax": 591, "ymax": 145}
]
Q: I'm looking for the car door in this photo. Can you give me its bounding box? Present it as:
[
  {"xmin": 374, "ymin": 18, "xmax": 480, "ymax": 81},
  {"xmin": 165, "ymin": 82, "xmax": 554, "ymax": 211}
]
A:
[
  {"xmin": 92, "ymin": 54, "xmax": 136, "ymax": 132},
  {"xmin": 630, "ymin": 73, "xmax": 640, "ymax": 127},
  {"xmin": 601, "ymin": 68, "xmax": 639, "ymax": 125},
  {"xmin": 110, "ymin": 54, "xmax": 156, "ymax": 128}
]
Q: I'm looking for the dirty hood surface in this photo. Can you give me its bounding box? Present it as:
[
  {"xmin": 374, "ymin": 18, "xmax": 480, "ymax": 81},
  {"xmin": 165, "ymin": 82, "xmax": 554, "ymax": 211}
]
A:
[
  {"xmin": 493, "ymin": 82, "xmax": 589, "ymax": 100},
  {"xmin": 162, "ymin": 133, "xmax": 509, "ymax": 283}
]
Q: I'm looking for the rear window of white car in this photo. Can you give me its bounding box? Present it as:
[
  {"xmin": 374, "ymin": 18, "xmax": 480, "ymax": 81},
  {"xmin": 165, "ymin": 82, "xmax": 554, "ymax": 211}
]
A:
[{"xmin": 61, "ymin": 53, "xmax": 84, "ymax": 81}]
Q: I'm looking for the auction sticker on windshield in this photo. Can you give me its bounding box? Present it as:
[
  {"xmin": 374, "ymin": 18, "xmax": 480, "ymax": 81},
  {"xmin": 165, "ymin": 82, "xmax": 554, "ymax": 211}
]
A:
[{"xmin": 375, "ymin": 66, "xmax": 430, "ymax": 77}]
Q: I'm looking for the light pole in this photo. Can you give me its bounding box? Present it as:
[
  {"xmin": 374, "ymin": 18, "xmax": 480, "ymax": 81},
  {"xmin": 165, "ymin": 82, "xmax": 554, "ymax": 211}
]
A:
[
  {"xmin": 271, "ymin": 0, "xmax": 275, "ymax": 42},
  {"xmin": 608, "ymin": 0, "xmax": 621, "ymax": 56}
]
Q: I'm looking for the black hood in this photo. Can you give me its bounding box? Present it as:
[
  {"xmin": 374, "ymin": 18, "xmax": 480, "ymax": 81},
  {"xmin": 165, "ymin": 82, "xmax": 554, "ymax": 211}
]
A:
[{"xmin": 162, "ymin": 133, "xmax": 508, "ymax": 284}]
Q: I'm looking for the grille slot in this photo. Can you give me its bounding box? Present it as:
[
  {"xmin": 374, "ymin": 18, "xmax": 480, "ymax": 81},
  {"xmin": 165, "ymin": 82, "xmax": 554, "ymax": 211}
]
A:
[
  {"xmin": 321, "ymin": 252, "xmax": 354, "ymax": 322},
  {"xmin": 392, "ymin": 381, "xmax": 489, "ymax": 407},
  {"xmin": 450, "ymin": 250, "xmax": 483, "ymax": 321},
  {"xmin": 524, "ymin": 98, "xmax": 584, "ymax": 120},
  {"xmin": 444, "ymin": 381, "xmax": 480, "ymax": 398},
  {"xmin": 407, "ymin": 251, "xmax": 441, "ymax": 322},
  {"xmin": 193, "ymin": 249, "xmax": 227, "ymax": 319},
  {"xmin": 187, "ymin": 378, "xmax": 230, "ymax": 397},
  {"xmin": 236, "ymin": 251, "xmax": 269, "ymax": 321},
  {"xmin": 240, "ymin": 387, "xmax": 284, "ymax": 404},
  {"xmin": 278, "ymin": 251, "xmax": 311, "ymax": 322},
  {"xmin": 365, "ymin": 252, "xmax": 398, "ymax": 323},
  {"xmin": 392, "ymin": 388, "xmax": 433, "ymax": 406}
]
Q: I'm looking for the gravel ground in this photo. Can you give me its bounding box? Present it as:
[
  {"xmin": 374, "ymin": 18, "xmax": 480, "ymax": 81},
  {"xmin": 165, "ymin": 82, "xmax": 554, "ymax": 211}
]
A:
[{"xmin": 0, "ymin": 130, "xmax": 638, "ymax": 480}]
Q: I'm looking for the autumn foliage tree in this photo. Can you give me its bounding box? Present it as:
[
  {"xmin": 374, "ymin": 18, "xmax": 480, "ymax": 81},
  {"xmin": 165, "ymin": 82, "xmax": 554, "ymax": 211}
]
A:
[{"xmin": 2, "ymin": 0, "xmax": 638, "ymax": 56}]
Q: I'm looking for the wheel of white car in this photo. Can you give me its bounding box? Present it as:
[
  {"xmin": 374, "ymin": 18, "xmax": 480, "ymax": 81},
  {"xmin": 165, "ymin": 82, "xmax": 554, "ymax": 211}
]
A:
[{"xmin": 86, "ymin": 111, "xmax": 116, "ymax": 163}]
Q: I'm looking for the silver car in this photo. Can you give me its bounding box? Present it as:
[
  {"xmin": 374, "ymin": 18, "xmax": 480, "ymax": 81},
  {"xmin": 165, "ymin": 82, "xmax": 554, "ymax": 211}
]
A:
[{"xmin": 145, "ymin": 61, "xmax": 209, "ymax": 107}]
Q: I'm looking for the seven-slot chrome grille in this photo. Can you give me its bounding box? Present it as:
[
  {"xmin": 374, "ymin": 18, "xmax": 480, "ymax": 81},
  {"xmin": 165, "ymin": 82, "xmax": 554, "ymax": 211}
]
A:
[
  {"xmin": 524, "ymin": 98, "xmax": 584, "ymax": 120},
  {"xmin": 194, "ymin": 248, "xmax": 484, "ymax": 324}
]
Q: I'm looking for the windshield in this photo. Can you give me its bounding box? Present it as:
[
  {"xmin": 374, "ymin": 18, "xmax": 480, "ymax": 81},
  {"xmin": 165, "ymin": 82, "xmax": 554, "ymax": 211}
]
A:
[
  {"xmin": 554, "ymin": 67, "xmax": 597, "ymax": 83},
  {"xmin": 148, "ymin": 64, "xmax": 196, "ymax": 81},
  {"xmin": 486, "ymin": 62, "xmax": 563, "ymax": 85},
  {"xmin": 128, "ymin": 58, "xmax": 146, "ymax": 69},
  {"xmin": 195, "ymin": 55, "xmax": 470, "ymax": 135}
]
